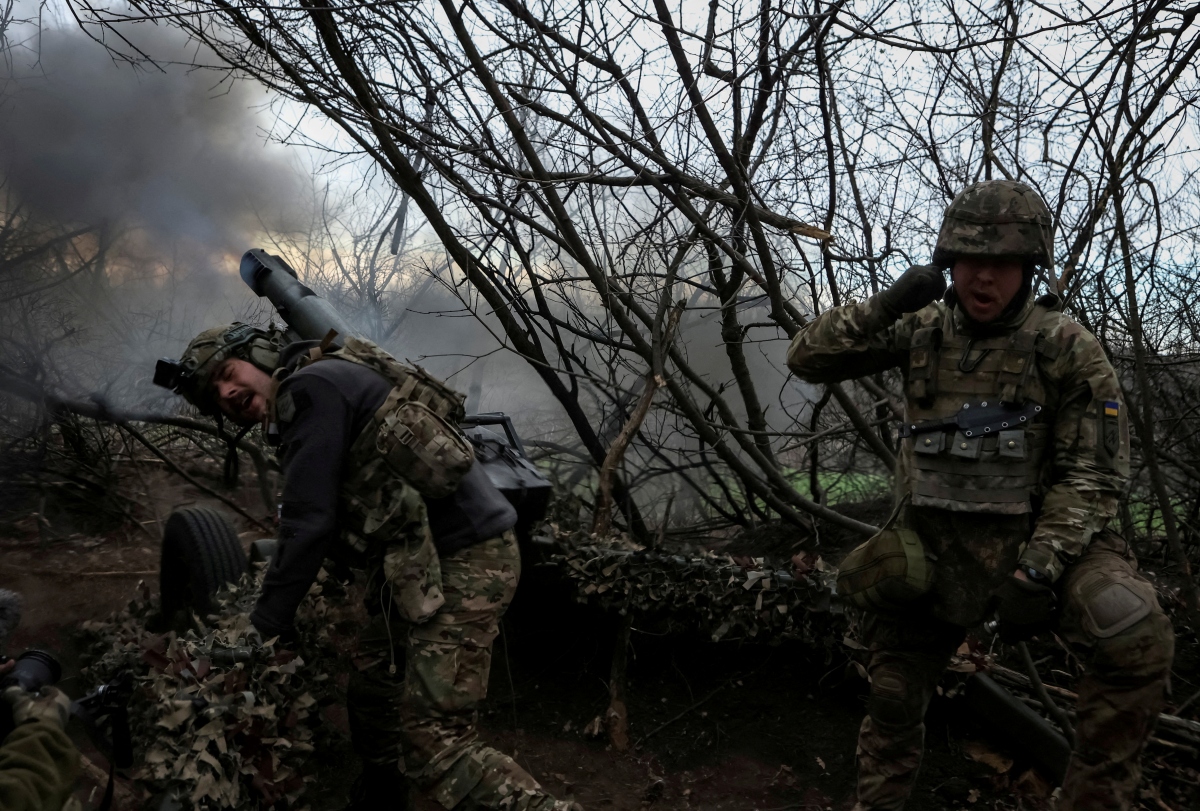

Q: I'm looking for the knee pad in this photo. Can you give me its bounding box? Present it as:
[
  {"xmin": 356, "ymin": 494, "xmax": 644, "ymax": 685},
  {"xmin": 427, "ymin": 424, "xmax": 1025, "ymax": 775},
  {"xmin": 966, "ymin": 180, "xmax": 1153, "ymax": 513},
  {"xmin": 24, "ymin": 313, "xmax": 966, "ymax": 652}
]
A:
[
  {"xmin": 1096, "ymin": 608, "xmax": 1176, "ymax": 680},
  {"xmin": 1071, "ymin": 570, "xmax": 1175, "ymax": 679},
  {"xmin": 1080, "ymin": 575, "xmax": 1154, "ymax": 640},
  {"xmin": 869, "ymin": 666, "xmax": 922, "ymax": 728}
]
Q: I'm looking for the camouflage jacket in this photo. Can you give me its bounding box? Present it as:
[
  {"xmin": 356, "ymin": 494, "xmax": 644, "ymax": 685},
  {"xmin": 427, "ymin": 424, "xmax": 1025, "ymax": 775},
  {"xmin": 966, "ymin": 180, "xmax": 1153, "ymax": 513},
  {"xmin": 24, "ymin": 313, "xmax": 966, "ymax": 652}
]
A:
[
  {"xmin": 787, "ymin": 290, "xmax": 1129, "ymax": 582},
  {"xmin": 0, "ymin": 718, "xmax": 80, "ymax": 811}
]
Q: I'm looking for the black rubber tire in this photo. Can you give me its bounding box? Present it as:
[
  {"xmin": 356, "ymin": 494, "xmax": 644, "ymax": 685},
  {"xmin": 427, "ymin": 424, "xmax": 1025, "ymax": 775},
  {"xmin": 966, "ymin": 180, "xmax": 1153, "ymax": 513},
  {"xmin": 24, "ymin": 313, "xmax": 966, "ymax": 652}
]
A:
[{"xmin": 159, "ymin": 507, "xmax": 248, "ymax": 617}]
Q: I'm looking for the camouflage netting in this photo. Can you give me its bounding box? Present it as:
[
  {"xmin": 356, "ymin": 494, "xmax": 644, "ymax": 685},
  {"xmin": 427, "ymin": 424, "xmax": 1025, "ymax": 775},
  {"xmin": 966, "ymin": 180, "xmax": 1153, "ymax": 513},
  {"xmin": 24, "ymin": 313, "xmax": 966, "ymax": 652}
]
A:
[
  {"xmin": 77, "ymin": 568, "xmax": 353, "ymax": 809},
  {"xmin": 545, "ymin": 525, "xmax": 845, "ymax": 644}
]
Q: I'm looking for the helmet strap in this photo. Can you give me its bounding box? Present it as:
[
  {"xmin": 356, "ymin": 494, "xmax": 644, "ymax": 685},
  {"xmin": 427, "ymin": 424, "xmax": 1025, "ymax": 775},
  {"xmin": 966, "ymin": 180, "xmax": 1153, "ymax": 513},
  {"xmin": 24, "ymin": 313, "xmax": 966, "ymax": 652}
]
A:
[{"xmin": 214, "ymin": 413, "xmax": 255, "ymax": 488}]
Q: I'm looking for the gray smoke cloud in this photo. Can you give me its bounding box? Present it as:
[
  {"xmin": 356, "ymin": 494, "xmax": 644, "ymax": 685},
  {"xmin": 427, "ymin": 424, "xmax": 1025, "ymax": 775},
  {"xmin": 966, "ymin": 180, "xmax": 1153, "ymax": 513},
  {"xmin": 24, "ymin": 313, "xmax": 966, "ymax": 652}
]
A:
[
  {"xmin": 0, "ymin": 20, "xmax": 315, "ymax": 408},
  {"xmin": 0, "ymin": 23, "xmax": 302, "ymax": 248}
]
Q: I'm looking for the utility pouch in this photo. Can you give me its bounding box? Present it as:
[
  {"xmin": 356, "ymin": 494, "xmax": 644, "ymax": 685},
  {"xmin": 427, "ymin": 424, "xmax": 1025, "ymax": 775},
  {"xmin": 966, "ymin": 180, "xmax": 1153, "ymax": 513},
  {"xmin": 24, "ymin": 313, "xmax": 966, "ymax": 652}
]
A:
[
  {"xmin": 373, "ymin": 390, "xmax": 476, "ymax": 499},
  {"xmin": 382, "ymin": 529, "xmax": 445, "ymax": 624},
  {"xmin": 295, "ymin": 333, "xmax": 475, "ymax": 498},
  {"xmin": 837, "ymin": 524, "xmax": 934, "ymax": 612}
]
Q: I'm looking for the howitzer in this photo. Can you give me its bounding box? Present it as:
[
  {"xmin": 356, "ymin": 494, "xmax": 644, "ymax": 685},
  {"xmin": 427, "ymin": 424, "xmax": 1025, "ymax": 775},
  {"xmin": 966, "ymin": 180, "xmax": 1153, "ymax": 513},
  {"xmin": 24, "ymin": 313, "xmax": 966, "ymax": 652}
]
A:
[
  {"xmin": 236, "ymin": 249, "xmax": 552, "ymax": 539},
  {"xmin": 239, "ymin": 249, "xmax": 355, "ymax": 344}
]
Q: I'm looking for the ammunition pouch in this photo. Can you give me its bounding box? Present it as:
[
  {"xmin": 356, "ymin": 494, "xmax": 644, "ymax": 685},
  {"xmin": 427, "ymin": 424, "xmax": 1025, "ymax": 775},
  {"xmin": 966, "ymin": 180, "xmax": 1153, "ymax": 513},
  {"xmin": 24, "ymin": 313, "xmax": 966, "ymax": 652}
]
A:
[
  {"xmin": 373, "ymin": 392, "xmax": 475, "ymax": 499},
  {"xmin": 290, "ymin": 334, "xmax": 476, "ymax": 499},
  {"xmin": 837, "ymin": 524, "xmax": 934, "ymax": 612}
]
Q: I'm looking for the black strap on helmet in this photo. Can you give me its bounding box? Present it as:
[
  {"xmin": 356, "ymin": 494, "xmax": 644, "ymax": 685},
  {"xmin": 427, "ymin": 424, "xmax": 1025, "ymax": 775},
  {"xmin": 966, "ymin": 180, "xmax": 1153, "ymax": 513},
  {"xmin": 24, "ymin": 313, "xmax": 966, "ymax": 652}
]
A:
[{"xmin": 214, "ymin": 413, "xmax": 255, "ymax": 488}]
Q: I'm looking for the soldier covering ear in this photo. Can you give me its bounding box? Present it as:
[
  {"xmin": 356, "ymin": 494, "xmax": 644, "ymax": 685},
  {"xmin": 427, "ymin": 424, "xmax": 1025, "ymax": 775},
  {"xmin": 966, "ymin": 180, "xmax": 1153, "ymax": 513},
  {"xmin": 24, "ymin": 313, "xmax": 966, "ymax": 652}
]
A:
[{"xmin": 788, "ymin": 180, "xmax": 1173, "ymax": 811}]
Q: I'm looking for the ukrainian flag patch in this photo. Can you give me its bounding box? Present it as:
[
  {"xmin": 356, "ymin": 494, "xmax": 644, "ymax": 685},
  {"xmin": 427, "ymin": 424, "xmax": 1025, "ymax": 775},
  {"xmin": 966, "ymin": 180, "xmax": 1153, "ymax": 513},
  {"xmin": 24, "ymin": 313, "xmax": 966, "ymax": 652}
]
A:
[{"xmin": 1104, "ymin": 401, "xmax": 1120, "ymax": 417}]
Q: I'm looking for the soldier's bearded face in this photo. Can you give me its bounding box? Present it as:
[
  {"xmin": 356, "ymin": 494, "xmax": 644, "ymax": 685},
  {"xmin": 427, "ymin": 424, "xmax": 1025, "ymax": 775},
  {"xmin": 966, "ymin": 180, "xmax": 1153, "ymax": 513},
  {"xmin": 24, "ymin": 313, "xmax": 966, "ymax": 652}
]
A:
[
  {"xmin": 212, "ymin": 358, "xmax": 272, "ymax": 424},
  {"xmin": 951, "ymin": 257, "xmax": 1024, "ymax": 323}
]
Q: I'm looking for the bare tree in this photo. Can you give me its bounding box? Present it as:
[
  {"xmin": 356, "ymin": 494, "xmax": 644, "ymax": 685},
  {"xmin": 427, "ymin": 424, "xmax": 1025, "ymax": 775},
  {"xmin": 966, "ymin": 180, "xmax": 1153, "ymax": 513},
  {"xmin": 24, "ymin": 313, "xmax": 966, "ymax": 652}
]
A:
[{"xmin": 52, "ymin": 1, "xmax": 1200, "ymax": 576}]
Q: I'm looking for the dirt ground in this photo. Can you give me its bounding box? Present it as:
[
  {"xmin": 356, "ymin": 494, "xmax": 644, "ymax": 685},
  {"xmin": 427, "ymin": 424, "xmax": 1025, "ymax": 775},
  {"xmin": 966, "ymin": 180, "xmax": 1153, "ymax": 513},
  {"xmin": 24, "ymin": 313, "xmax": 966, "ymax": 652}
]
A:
[{"xmin": 1, "ymin": 515, "xmax": 1196, "ymax": 811}]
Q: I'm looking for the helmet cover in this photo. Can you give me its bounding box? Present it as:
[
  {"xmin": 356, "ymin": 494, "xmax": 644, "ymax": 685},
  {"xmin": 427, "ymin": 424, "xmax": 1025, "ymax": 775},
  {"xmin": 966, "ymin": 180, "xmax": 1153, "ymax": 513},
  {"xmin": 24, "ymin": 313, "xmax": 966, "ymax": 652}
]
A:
[
  {"xmin": 172, "ymin": 322, "xmax": 281, "ymax": 413},
  {"xmin": 932, "ymin": 180, "xmax": 1054, "ymax": 268}
]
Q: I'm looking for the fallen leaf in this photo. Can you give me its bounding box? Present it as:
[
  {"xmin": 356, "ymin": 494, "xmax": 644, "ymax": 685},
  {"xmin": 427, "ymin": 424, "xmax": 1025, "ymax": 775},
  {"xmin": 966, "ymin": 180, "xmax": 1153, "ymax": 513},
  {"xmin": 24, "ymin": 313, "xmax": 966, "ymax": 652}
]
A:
[
  {"xmin": 157, "ymin": 704, "xmax": 194, "ymax": 731},
  {"xmin": 964, "ymin": 740, "xmax": 1013, "ymax": 774},
  {"xmin": 1014, "ymin": 767, "xmax": 1053, "ymax": 797}
]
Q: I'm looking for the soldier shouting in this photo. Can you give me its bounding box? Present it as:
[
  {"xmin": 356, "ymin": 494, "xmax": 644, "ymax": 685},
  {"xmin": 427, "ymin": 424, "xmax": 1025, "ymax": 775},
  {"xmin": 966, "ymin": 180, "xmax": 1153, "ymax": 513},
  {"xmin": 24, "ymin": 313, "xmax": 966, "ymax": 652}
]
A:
[
  {"xmin": 158, "ymin": 324, "xmax": 579, "ymax": 811},
  {"xmin": 787, "ymin": 180, "xmax": 1174, "ymax": 811}
]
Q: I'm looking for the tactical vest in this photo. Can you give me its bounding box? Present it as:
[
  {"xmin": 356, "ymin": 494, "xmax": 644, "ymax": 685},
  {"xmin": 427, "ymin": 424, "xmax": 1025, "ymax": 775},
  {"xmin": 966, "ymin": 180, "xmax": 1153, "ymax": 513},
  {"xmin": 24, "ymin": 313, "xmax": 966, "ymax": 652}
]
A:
[
  {"xmin": 273, "ymin": 334, "xmax": 475, "ymax": 549},
  {"xmin": 901, "ymin": 303, "xmax": 1060, "ymax": 515}
]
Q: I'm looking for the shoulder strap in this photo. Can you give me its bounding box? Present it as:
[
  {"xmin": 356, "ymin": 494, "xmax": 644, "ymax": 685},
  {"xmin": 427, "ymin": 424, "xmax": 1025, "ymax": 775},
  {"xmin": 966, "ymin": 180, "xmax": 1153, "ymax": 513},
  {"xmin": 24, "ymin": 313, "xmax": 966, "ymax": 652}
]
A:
[{"xmin": 317, "ymin": 334, "xmax": 467, "ymax": 422}]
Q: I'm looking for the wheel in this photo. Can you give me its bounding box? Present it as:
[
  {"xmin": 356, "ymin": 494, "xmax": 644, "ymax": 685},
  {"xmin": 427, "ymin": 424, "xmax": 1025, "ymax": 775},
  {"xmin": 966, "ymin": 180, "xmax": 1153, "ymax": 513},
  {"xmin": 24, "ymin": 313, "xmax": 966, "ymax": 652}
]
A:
[{"xmin": 159, "ymin": 506, "xmax": 248, "ymax": 617}]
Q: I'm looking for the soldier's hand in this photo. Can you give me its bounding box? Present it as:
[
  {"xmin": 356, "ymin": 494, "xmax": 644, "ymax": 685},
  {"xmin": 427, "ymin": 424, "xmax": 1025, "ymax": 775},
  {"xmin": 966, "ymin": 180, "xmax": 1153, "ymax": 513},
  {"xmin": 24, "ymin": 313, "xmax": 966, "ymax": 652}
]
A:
[
  {"xmin": 991, "ymin": 576, "xmax": 1056, "ymax": 643},
  {"xmin": 877, "ymin": 264, "xmax": 947, "ymax": 317},
  {"xmin": 2, "ymin": 685, "xmax": 71, "ymax": 729}
]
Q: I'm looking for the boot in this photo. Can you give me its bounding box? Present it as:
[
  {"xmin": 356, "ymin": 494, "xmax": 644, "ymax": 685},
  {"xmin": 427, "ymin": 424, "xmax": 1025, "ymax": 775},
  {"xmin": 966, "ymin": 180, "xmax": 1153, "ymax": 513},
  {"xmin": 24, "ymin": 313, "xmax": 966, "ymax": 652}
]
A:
[{"xmin": 345, "ymin": 762, "xmax": 413, "ymax": 811}]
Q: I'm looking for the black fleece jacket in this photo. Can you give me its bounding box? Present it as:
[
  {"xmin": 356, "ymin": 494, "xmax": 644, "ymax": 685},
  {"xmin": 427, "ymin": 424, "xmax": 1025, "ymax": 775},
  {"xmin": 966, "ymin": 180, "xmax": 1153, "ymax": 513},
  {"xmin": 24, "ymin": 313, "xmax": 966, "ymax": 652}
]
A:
[{"xmin": 250, "ymin": 342, "xmax": 516, "ymax": 637}]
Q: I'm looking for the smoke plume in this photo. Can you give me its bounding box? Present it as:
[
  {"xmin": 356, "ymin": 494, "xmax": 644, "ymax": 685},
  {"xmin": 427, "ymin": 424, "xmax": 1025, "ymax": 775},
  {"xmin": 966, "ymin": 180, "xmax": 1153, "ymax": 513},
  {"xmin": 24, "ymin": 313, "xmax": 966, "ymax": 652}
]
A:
[{"xmin": 0, "ymin": 24, "xmax": 302, "ymax": 249}]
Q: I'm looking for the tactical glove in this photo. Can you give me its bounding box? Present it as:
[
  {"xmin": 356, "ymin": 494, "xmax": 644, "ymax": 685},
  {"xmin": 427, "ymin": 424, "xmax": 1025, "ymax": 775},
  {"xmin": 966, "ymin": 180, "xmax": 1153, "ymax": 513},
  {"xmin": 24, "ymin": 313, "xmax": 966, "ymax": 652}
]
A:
[
  {"xmin": 877, "ymin": 265, "xmax": 947, "ymax": 318},
  {"xmin": 991, "ymin": 576, "xmax": 1056, "ymax": 643},
  {"xmin": 2, "ymin": 685, "xmax": 71, "ymax": 729}
]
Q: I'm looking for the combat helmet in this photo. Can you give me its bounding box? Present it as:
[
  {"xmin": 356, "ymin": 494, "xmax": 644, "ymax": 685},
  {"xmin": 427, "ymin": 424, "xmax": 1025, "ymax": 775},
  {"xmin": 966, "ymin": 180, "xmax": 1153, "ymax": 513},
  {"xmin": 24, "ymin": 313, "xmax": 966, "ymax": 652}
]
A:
[
  {"xmin": 153, "ymin": 322, "xmax": 282, "ymax": 414},
  {"xmin": 932, "ymin": 180, "xmax": 1054, "ymax": 269}
]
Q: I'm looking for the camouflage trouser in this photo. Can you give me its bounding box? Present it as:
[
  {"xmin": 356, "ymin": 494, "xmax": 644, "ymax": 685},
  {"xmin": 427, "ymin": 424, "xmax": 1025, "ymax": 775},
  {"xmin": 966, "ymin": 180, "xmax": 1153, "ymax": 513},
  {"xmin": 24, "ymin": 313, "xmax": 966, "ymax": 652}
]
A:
[
  {"xmin": 348, "ymin": 531, "xmax": 573, "ymax": 811},
  {"xmin": 855, "ymin": 531, "xmax": 1175, "ymax": 811}
]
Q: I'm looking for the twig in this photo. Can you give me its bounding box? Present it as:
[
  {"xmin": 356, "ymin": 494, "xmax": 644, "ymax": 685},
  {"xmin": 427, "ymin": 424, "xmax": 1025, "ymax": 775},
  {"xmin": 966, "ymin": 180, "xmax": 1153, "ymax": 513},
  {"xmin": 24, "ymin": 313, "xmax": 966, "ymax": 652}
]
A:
[
  {"xmin": 990, "ymin": 662, "xmax": 1200, "ymax": 741},
  {"xmin": 0, "ymin": 374, "xmax": 279, "ymax": 514},
  {"xmin": 1018, "ymin": 641, "xmax": 1076, "ymax": 745},
  {"xmin": 607, "ymin": 615, "xmax": 632, "ymax": 751},
  {"xmin": 0, "ymin": 567, "xmax": 156, "ymax": 577},
  {"xmin": 77, "ymin": 753, "xmax": 138, "ymax": 809},
  {"xmin": 592, "ymin": 305, "xmax": 684, "ymax": 537},
  {"xmin": 1172, "ymin": 685, "xmax": 1200, "ymax": 717},
  {"xmin": 1151, "ymin": 795, "xmax": 1177, "ymax": 811},
  {"xmin": 1149, "ymin": 736, "xmax": 1198, "ymax": 756},
  {"xmin": 635, "ymin": 681, "xmax": 728, "ymax": 746},
  {"xmin": 120, "ymin": 424, "xmax": 271, "ymax": 532}
]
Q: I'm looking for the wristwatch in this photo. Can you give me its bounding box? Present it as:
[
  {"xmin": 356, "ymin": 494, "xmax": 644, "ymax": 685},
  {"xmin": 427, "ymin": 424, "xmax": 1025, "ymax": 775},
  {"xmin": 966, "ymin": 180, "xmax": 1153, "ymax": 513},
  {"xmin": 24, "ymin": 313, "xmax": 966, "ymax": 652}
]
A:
[{"xmin": 1022, "ymin": 565, "xmax": 1049, "ymax": 584}]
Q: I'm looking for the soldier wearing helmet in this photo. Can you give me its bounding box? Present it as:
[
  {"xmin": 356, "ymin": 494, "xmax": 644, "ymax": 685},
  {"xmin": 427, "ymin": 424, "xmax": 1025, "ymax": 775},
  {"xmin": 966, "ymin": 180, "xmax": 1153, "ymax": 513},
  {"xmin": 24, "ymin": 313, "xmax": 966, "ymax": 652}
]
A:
[
  {"xmin": 787, "ymin": 180, "xmax": 1174, "ymax": 811},
  {"xmin": 157, "ymin": 320, "xmax": 579, "ymax": 811}
]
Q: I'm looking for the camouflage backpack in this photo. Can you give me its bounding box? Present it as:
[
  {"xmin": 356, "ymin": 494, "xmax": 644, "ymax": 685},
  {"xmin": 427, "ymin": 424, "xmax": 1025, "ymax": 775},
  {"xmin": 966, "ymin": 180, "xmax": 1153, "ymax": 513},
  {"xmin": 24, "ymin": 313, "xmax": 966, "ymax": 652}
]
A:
[{"xmin": 284, "ymin": 333, "xmax": 476, "ymax": 501}]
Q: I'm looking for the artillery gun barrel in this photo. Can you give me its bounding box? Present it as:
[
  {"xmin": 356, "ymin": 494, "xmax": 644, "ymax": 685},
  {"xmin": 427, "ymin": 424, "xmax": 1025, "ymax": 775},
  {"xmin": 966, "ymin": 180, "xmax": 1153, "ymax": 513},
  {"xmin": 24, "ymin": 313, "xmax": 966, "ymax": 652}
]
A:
[
  {"xmin": 235, "ymin": 248, "xmax": 554, "ymax": 541},
  {"xmin": 238, "ymin": 248, "xmax": 355, "ymax": 342}
]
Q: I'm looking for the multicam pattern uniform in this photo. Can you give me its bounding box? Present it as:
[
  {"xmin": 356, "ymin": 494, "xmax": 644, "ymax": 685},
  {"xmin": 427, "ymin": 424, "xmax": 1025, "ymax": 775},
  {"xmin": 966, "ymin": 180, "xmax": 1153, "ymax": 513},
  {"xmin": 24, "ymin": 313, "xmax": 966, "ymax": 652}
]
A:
[
  {"xmin": 277, "ymin": 338, "xmax": 572, "ymax": 810},
  {"xmin": 346, "ymin": 487, "xmax": 571, "ymax": 811},
  {"xmin": 787, "ymin": 293, "xmax": 1174, "ymax": 811}
]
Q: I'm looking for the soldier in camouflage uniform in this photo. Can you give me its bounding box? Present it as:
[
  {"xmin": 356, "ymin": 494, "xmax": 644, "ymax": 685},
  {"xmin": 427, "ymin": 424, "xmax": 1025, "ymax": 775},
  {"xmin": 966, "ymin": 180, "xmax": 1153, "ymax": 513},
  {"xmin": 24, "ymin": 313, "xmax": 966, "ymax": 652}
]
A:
[
  {"xmin": 159, "ymin": 325, "xmax": 579, "ymax": 811},
  {"xmin": 0, "ymin": 658, "xmax": 82, "ymax": 811},
  {"xmin": 787, "ymin": 181, "xmax": 1174, "ymax": 811}
]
